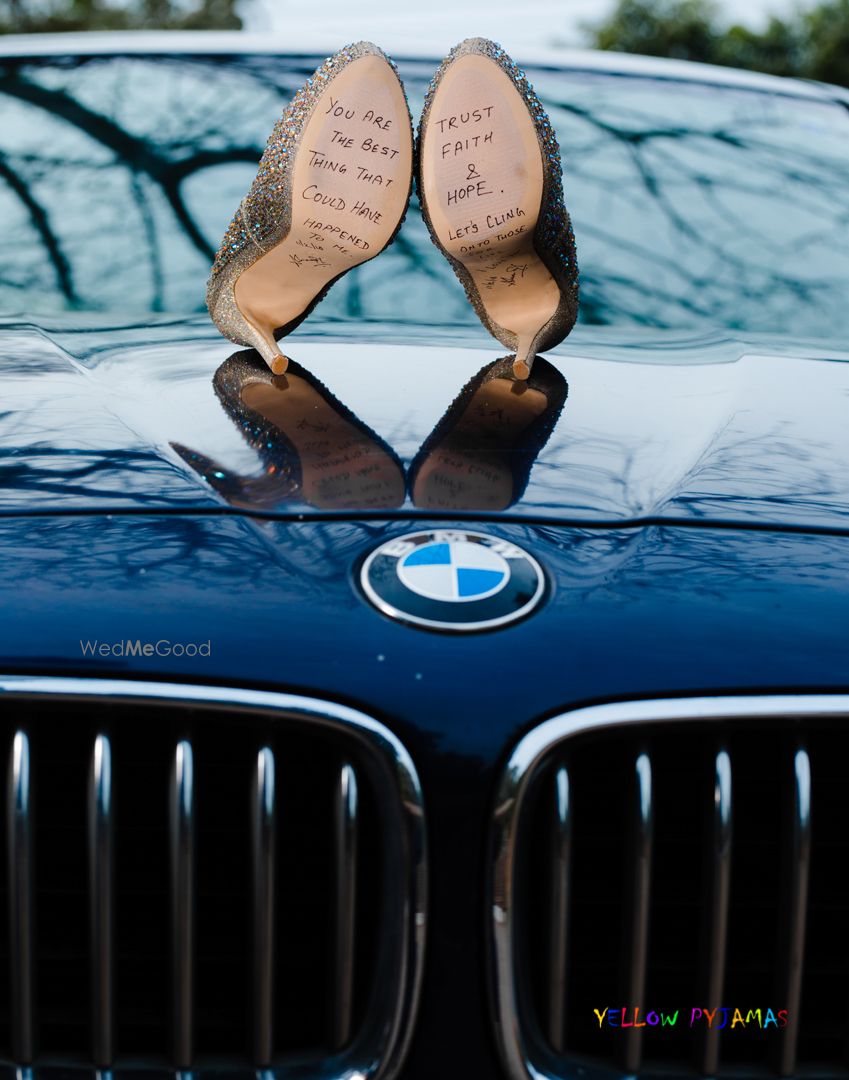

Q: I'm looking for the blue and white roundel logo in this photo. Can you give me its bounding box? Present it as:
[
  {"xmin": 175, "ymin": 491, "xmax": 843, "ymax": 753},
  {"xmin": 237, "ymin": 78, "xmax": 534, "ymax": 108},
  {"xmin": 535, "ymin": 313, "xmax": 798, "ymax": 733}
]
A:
[
  {"xmin": 360, "ymin": 530, "xmax": 545, "ymax": 632},
  {"xmin": 397, "ymin": 540, "xmax": 509, "ymax": 603}
]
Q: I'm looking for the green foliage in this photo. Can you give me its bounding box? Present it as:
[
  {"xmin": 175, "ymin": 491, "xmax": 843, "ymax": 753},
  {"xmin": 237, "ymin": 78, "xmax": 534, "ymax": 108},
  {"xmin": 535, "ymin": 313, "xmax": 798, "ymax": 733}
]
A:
[
  {"xmin": 593, "ymin": 0, "xmax": 718, "ymax": 62},
  {"xmin": 802, "ymin": 0, "xmax": 849, "ymax": 86},
  {"xmin": 0, "ymin": 0, "xmax": 242, "ymax": 33},
  {"xmin": 589, "ymin": 0, "xmax": 849, "ymax": 88}
]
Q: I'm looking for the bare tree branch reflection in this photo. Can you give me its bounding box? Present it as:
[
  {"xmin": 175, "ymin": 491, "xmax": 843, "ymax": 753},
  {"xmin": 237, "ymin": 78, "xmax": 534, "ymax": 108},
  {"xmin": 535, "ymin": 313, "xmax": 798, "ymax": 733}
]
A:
[
  {"xmin": 0, "ymin": 154, "xmax": 77, "ymax": 302},
  {"xmin": 0, "ymin": 449, "xmax": 210, "ymax": 506},
  {"xmin": 536, "ymin": 76, "xmax": 849, "ymax": 332}
]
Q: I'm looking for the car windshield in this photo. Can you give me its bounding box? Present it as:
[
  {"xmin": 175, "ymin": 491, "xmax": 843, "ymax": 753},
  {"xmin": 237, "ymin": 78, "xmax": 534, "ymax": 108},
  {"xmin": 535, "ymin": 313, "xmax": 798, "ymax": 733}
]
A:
[{"xmin": 1, "ymin": 50, "xmax": 848, "ymax": 338}]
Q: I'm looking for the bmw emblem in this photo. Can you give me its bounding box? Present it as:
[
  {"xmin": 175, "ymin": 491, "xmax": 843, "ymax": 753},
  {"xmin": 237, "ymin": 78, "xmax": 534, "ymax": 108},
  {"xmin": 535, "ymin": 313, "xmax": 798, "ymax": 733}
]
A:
[{"xmin": 360, "ymin": 530, "xmax": 546, "ymax": 632}]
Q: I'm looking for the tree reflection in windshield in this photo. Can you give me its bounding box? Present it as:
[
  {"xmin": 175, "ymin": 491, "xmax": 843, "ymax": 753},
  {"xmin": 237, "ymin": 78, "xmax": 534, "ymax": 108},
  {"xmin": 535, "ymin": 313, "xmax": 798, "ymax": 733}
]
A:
[{"xmin": 1, "ymin": 51, "xmax": 848, "ymax": 338}]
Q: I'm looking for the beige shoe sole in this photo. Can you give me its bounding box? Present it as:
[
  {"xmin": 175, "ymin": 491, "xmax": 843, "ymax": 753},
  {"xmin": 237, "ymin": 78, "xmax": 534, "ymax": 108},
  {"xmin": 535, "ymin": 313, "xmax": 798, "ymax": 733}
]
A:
[
  {"xmin": 418, "ymin": 39, "xmax": 578, "ymax": 379},
  {"xmin": 208, "ymin": 43, "xmax": 413, "ymax": 373}
]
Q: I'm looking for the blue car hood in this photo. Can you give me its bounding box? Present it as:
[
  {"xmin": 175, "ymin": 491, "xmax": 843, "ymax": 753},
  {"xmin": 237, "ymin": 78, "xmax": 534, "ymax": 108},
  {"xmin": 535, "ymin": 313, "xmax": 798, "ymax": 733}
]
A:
[{"xmin": 2, "ymin": 313, "xmax": 848, "ymax": 533}]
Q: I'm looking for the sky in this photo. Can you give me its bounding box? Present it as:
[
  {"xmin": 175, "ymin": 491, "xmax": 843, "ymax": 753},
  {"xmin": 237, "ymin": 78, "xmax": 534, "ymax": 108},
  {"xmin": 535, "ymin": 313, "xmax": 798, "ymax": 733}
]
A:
[{"xmin": 243, "ymin": 0, "xmax": 808, "ymax": 54}]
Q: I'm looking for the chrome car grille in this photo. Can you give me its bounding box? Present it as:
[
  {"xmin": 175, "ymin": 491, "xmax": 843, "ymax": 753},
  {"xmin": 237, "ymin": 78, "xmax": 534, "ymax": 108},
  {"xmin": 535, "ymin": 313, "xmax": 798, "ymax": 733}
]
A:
[
  {"xmin": 491, "ymin": 696, "xmax": 849, "ymax": 1080},
  {"xmin": 0, "ymin": 678, "xmax": 426, "ymax": 1077}
]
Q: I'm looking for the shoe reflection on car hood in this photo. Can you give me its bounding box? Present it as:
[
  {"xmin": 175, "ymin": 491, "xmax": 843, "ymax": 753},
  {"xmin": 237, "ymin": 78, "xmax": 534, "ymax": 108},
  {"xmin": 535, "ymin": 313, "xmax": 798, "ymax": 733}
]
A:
[
  {"xmin": 173, "ymin": 351, "xmax": 567, "ymax": 513},
  {"xmin": 1, "ymin": 317, "xmax": 848, "ymax": 533}
]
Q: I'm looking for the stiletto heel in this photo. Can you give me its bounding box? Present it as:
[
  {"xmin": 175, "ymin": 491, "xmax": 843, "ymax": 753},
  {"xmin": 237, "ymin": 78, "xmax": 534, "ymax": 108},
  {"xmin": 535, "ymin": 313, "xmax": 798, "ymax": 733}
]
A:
[
  {"xmin": 207, "ymin": 43, "xmax": 413, "ymax": 372},
  {"xmin": 513, "ymin": 338, "xmax": 534, "ymax": 381},
  {"xmin": 417, "ymin": 38, "xmax": 578, "ymax": 377}
]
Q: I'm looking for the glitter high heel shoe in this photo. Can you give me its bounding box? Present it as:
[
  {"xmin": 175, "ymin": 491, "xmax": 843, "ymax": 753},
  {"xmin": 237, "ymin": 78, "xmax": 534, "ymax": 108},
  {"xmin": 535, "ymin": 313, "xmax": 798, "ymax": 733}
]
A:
[
  {"xmin": 417, "ymin": 38, "xmax": 578, "ymax": 380},
  {"xmin": 207, "ymin": 43, "xmax": 413, "ymax": 374}
]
